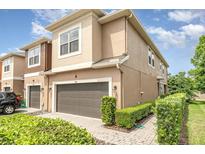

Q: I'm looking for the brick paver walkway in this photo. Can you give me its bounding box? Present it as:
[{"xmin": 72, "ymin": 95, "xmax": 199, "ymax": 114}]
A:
[{"xmin": 39, "ymin": 113, "xmax": 157, "ymax": 145}]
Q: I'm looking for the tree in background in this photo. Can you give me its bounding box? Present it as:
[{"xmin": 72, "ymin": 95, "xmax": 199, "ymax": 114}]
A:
[
  {"xmin": 168, "ymin": 72, "xmax": 194, "ymax": 100},
  {"xmin": 189, "ymin": 35, "xmax": 205, "ymax": 93}
]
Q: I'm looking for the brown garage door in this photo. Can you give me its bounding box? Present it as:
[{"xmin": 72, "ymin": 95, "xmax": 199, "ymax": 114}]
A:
[
  {"xmin": 29, "ymin": 86, "xmax": 40, "ymax": 109},
  {"xmin": 56, "ymin": 82, "xmax": 109, "ymax": 118}
]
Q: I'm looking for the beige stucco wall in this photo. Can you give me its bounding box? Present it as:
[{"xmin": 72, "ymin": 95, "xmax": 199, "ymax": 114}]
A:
[
  {"xmin": 52, "ymin": 12, "xmax": 93, "ymax": 69},
  {"xmin": 126, "ymin": 22, "xmax": 167, "ymax": 80},
  {"xmin": 48, "ymin": 67, "xmax": 121, "ymax": 112},
  {"xmin": 92, "ymin": 14, "xmax": 102, "ymax": 62},
  {"xmin": 24, "ymin": 75, "xmax": 48, "ymax": 111},
  {"xmin": 102, "ymin": 17, "xmax": 126, "ymax": 59},
  {"xmin": 121, "ymin": 65, "xmax": 159, "ymax": 107},
  {"xmin": 119, "ymin": 21, "xmax": 168, "ymax": 107}
]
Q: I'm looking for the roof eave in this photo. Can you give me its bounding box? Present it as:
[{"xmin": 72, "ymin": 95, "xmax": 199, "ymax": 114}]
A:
[
  {"xmin": 20, "ymin": 37, "xmax": 51, "ymax": 51},
  {"xmin": 46, "ymin": 9, "xmax": 105, "ymax": 32},
  {"xmin": 98, "ymin": 9, "xmax": 131, "ymax": 24},
  {"xmin": 0, "ymin": 53, "xmax": 25, "ymax": 61}
]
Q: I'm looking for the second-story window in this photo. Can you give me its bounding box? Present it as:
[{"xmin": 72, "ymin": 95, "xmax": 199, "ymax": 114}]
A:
[
  {"xmin": 148, "ymin": 47, "xmax": 155, "ymax": 68},
  {"xmin": 60, "ymin": 27, "xmax": 80, "ymax": 57},
  {"xmin": 3, "ymin": 59, "xmax": 11, "ymax": 72},
  {"xmin": 151, "ymin": 53, "xmax": 155, "ymax": 67},
  {"xmin": 162, "ymin": 65, "xmax": 165, "ymax": 74},
  {"xmin": 148, "ymin": 50, "xmax": 152, "ymax": 65},
  {"xmin": 160, "ymin": 63, "xmax": 162, "ymax": 71},
  {"xmin": 28, "ymin": 46, "xmax": 40, "ymax": 67}
]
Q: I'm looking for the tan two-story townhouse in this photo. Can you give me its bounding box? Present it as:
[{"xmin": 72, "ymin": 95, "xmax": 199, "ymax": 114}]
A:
[
  {"xmin": 0, "ymin": 52, "xmax": 25, "ymax": 95},
  {"xmin": 20, "ymin": 37, "xmax": 52, "ymax": 110},
  {"xmin": 40, "ymin": 9, "xmax": 169, "ymax": 118}
]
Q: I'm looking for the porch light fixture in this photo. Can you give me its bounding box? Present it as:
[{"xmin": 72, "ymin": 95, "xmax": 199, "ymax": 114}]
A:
[{"xmin": 113, "ymin": 85, "xmax": 117, "ymax": 90}]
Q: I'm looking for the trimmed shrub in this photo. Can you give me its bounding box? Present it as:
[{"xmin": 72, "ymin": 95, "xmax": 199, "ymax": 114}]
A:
[
  {"xmin": 0, "ymin": 114, "xmax": 95, "ymax": 145},
  {"xmin": 100, "ymin": 96, "xmax": 116, "ymax": 125},
  {"xmin": 115, "ymin": 101, "xmax": 154, "ymax": 129},
  {"xmin": 155, "ymin": 93, "xmax": 186, "ymax": 145}
]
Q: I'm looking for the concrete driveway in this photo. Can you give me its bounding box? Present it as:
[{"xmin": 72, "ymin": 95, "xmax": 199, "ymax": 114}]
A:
[{"xmin": 39, "ymin": 113, "xmax": 157, "ymax": 145}]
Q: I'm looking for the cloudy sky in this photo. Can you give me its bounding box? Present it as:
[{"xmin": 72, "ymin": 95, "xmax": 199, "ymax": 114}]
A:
[{"xmin": 0, "ymin": 9, "xmax": 205, "ymax": 74}]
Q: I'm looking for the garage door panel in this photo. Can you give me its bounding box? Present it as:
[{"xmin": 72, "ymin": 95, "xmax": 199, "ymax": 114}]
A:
[
  {"xmin": 56, "ymin": 82, "xmax": 108, "ymax": 118},
  {"xmin": 57, "ymin": 104, "xmax": 79, "ymax": 114},
  {"xmin": 29, "ymin": 86, "xmax": 40, "ymax": 109}
]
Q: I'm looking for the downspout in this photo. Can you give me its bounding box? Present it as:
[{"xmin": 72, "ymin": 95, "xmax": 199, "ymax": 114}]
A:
[
  {"xmin": 116, "ymin": 63, "xmax": 124, "ymax": 109},
  {"xmin": 125, "ymin": 13, "xmax": 133, "ymax": 55}
]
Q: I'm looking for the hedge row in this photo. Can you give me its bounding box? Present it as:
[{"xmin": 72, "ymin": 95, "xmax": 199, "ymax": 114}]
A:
[
  {"xmin": 100, "ymin": 96, "xmax": 116, "ymax": 125},
  {"xmin": 155, "ymin": 93, "xmax": 186, "ymax": 145},
  {"xmin": 0, "ymin": 114, "xmax": 95, "ymax": 145},
  {"xmin": 115, "ymin": 101, "xmax": 154, "ymax": 129}
]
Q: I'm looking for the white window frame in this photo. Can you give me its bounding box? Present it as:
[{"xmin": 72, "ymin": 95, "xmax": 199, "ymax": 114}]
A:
[
  {"xmin": 148, "ymin": 47, "xmax": 155, "ymax": 68},
  {"xmin": 58, "ymin": 23, "xmax": 82, "ymax": 59},
  {"xmin": 160, "ymin": 62, "xmax": 162, "ymax": 71},
  {"xmin": 2, "ymin": 85, "xmax": 12, "ymax": 92},
  {"xmin": 3, "ymin": 58, "xmax": 11, "ymax": 73},
  {"xmin": 151, "ymin": 53, "xmax": 155, "ymax": 68},
  {"xmin": 162, "ymin": 65, "xmax": 165, "ymax": 75},
  {"xmin": 148, "ymin": 49, "xmax": 152, "ymax": 66},
  {"xmin": 27, "ymin": 45, "xmax": 41, "ymax": 68}
]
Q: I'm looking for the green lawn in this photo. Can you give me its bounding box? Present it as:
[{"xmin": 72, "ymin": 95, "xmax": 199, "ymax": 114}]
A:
[{"xmin": 187, "ymin": 101, "xmax": 205, "ymax": 144}]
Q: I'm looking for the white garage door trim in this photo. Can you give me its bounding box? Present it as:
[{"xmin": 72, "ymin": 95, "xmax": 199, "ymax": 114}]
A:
[
  {"xmin": 26, "ymin": 83, "xmax": 42, "ymax": 110},
  {"xmin": 52, "ymin": 77, "xmax": 112, "ymax": 113}
]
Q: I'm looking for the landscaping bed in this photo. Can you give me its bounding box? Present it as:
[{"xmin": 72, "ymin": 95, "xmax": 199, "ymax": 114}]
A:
[
  {"xmin": 0, "ymin": 114, "xmax": 95, "ymax": 145},
  {"xmin": 100, "ymin": 96, "xmax": 154, "ymax": 130},
  {"xmin": 104, "ymin": 114, "xmax": 154, "ymax": 133}
]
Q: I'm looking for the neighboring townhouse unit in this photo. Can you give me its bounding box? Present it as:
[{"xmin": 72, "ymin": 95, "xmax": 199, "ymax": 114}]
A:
[
  {"xmin": 0, "ymin": 52, "xmax": 25, "ymax": 95},
  {"xmin": 20, "ymin": 37, "xmax": 52, "ymax": 110},
  {"xmin": 40, "ymin": 9, "xmax": 169, "ymax": 118}
]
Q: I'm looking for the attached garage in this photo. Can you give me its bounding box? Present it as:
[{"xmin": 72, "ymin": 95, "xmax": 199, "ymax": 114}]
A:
[
  {"xmin": 29, "ymin": 85, "xmax": 40, "ymax": 109},
  {"xmin": 56, "ymin": 82, "xmax": 109, "ymax": 118}
]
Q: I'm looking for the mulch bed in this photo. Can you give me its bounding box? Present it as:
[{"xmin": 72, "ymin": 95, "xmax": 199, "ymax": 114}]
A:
[
  {"xmin": 103, "ymin": 114, "xmax": 154, "ymax": 133},
  {"xmin": 179, "ymin": 103, "xmax": 189, "ymax": 144}
]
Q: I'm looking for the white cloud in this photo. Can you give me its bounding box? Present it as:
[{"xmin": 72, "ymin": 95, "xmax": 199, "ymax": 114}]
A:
[
  {"xmin": 104, "ymin": 9, "xmax": 118, "ymax": 14},
  {"xmin": 146, "ymin": 26, "xmax": 186, "ymax": 48},
  {"xmin": 31, "ymin": 9, "xmax": 75, "ymax": 38},
  {"xmin": 181, "ymin": 24, "xmax": 205, "ymax": 38},
  {"xmin": 168, "ymin": 10, "xmax": 202, "ymax": 23},
  {"xmin": 32, "ymin": 9, "xmax": 75, "ymax": 23},
  {"xmin": 0, "ymin": 52, "xmax": 7, "ymax": 57},
  {"xmin": 31, "ymin": 21, "xmax": 50, "ymax": 38},
  {"xmin": 146, "ymin": 23, "xmax": 205, "ymax": 49}
]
